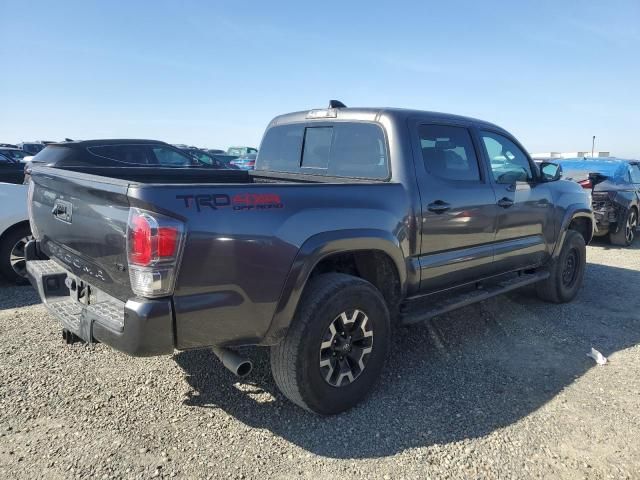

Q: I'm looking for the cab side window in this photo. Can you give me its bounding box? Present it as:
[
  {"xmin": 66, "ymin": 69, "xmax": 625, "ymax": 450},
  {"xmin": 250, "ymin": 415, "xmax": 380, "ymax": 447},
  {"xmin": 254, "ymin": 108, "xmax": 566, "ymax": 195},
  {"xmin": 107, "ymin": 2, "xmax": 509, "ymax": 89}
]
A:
[
  {"xmin": 418, "ymin": 124, "xmax": 481, "ymax": 182},
  {"xmin": 480, "ymin": 131, "xmax": 533, "ymax": 184},
  {"xmin": 629, "ymin": 164, "xmax": 640, "ymax": 184}
]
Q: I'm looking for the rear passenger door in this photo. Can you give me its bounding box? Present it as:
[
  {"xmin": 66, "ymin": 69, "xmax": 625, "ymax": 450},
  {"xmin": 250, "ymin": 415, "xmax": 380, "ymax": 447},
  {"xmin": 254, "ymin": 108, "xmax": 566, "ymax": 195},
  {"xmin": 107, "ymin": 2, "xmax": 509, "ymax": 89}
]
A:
[
  {"xmin": 411, "ymin": 121, "xmax": 498, "ymax": 292},
  {"xmin": 477, "ymin": 129, "xmax": 554, "ymax": 271}
]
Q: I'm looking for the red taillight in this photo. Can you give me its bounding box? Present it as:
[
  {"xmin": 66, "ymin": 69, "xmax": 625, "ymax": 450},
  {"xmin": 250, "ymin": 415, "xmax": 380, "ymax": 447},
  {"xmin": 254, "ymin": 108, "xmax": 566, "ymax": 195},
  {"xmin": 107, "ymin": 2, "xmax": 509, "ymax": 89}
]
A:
[
  {"xmin": 126, "ymin": 208, "xmax": 184, "ymax": 298},
  {"xmin": 128, "ymin": 213, "xmax": 181, "ymax": 266},
  {"xmin": 578, "ymin": 179, "xmax": 592, "ymax": 189},
  {"xmin": 130, "ymin": 215, "xmax": 152, "ymax": 266},
  {"xmin": 158, "ymin": 227, "xmax": 178, "ymax": 257}
]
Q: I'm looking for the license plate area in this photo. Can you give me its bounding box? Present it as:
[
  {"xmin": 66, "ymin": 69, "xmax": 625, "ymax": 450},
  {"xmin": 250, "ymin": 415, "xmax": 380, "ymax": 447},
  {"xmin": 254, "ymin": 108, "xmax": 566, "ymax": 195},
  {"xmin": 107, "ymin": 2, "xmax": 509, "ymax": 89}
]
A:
[
  {"xmin": 65, "ymin": 275, "xmax": 93, "ymax": 305},
  {"xmin": 27, "ymin": 257, "xmax": 126, "ymax": 338}
]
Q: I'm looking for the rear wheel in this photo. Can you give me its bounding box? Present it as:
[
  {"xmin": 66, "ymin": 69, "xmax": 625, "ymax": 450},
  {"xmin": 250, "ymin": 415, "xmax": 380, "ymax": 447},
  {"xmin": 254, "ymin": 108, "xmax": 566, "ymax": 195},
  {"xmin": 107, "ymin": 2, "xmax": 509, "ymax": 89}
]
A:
[
  {"xmin": 609, "ymin": 207, "xmax": 637, "ymax": 246},
  {"xmin": 0, "ymin": 224, "xmax": 32, "ymax": 284},
  {"xmin": 536, "ymin": 229, "xmax": 586, "ymax": 303},
  {"xmin": 270, "ymin": 273, "xmax": 390, "ymax": 415}
]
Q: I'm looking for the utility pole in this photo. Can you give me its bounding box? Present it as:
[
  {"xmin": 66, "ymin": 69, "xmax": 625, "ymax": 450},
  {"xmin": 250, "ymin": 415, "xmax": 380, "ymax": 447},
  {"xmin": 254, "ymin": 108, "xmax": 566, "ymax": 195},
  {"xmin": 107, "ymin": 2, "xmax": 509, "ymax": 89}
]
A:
[{"xmin": 592, "ymin": 135, "xmax": 596, "ymax": 158}]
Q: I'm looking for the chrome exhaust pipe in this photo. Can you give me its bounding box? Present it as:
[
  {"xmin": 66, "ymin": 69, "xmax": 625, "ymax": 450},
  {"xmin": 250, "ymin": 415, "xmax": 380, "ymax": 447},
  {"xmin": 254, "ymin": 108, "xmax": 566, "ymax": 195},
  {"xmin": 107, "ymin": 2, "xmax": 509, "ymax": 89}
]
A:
[{"xmin": 211, "ymin": 346, "xmax": 253, "ymax": 377}]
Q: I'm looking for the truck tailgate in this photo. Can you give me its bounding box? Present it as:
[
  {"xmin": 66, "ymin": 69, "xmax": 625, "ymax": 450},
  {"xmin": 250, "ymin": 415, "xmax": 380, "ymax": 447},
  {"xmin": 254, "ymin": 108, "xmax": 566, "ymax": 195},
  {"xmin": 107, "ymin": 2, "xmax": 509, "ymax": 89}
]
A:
[{"xmin": 30, "ymin": 169, "xmax": 132, "ymax": 301}]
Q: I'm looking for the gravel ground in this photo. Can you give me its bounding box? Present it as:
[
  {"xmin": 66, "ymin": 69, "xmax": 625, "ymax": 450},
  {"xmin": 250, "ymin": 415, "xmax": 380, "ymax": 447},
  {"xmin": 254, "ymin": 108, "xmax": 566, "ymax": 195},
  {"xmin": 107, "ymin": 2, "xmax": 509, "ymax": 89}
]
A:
[{"xmin": 1, "ymin": 240, "xmax": 640, "ymax": 479}]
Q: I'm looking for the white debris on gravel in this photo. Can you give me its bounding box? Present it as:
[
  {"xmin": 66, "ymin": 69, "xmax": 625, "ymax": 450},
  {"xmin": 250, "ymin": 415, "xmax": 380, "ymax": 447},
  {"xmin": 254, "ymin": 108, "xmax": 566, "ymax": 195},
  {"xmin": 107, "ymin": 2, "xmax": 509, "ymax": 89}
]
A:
[
  {"xmin": 1, "ymin": 240, "xmax": 640, "ymax": 479},
  {"xmin": 587, "ymin": 347, "xmax": 608, "ymax": 365}
]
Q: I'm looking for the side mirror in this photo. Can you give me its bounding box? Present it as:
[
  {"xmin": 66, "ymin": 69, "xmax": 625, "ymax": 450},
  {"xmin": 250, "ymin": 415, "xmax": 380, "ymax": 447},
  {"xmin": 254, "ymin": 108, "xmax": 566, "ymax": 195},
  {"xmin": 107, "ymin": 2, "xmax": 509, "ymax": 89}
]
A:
[{"xmin": 540, "ymin": 162, "xmax": 562, "ymax": 182}]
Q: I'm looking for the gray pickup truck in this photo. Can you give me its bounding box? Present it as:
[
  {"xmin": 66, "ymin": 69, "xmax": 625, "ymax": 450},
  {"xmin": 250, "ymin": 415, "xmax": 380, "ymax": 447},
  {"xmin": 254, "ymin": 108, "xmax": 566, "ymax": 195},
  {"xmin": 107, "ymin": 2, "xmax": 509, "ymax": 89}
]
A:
[{"xmin": 26, "ymin": 102, "xmax": 594, "ymax": 414}]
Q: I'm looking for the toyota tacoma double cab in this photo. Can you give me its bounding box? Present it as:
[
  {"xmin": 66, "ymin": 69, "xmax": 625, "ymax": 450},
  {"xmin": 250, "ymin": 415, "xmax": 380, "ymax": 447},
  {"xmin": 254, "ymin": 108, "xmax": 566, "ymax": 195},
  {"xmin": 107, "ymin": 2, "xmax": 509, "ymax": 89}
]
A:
[{"xmin": 25, "ymin": 102, "xmax": 593, "ymax": 415}]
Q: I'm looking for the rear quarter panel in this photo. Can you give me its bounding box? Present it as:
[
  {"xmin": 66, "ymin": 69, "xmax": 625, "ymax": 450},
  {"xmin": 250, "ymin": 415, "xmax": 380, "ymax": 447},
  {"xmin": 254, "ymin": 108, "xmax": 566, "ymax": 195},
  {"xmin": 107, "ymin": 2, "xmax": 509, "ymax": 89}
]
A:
[{"xmin": 127, "ymin": 182, "xmax": 414, "ymax": 348}]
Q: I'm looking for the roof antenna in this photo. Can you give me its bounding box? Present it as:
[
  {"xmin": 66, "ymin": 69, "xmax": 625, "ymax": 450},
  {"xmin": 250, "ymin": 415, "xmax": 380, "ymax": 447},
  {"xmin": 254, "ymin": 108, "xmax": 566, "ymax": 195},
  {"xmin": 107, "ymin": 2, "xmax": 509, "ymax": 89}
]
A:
[{"xmin": 329, "ymin": 100, "xmax": 347, "ymax": 108}]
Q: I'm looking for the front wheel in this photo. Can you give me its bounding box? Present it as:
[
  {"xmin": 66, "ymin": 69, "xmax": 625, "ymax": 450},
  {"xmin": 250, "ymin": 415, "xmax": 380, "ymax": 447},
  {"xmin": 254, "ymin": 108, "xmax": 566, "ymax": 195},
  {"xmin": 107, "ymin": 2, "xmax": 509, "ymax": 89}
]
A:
[
  {"xmin": 609, "ymin": 207, "xmax": 637, "ymax": 247},
  {"xmin": 270, "ymin": 273, "xmax": 390, "ymax": 415},
  {"xmin": 536, "ymin": 230, "xmax": 586, "ymax": 303}
]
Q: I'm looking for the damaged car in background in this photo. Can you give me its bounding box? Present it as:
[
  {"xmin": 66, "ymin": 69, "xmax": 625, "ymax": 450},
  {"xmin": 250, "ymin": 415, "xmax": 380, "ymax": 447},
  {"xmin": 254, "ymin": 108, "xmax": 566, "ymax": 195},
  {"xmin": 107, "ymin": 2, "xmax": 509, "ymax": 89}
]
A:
[{"xmin": 556, "ymin": 158, "xmax": 640, "ymax": 246}]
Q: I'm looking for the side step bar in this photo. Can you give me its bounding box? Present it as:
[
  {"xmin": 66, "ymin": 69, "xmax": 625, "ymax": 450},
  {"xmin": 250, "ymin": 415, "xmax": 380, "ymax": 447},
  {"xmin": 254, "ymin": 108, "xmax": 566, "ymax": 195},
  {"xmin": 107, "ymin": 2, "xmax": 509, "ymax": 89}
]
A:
[{"xmin": 399, "ymin": 270, "xmax": 549, "ymax": 326}]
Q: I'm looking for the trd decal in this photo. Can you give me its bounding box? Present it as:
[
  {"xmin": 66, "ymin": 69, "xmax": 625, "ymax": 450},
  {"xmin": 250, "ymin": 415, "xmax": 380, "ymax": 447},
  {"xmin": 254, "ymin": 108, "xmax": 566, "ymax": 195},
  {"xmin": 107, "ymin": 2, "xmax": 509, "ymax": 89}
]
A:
[
  {"xmin": 177, "ymin": 193, "xmax": 283, "ymax": 212},
  {"xmin": 176, "ymin": 194, "xmax": 230, "ymax": 210}
]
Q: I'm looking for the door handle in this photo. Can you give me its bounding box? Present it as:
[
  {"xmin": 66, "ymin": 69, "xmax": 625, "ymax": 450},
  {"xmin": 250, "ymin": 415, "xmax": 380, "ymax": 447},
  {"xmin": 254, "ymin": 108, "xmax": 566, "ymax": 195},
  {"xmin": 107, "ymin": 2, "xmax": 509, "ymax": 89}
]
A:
[
  {"xmin": 497, "ymin": 197, "xmax": 514, "ymax": 208},
  {"xmin": 427, "ymin": 200, "xmax": 451, "ymax": 214},
  {"xmin": 52, "ymin": 199, "xmax": 73, "ymax": 222},
  {"xmin": 51, "ymin": 204, "xmax": 66, "ymax": 216}
]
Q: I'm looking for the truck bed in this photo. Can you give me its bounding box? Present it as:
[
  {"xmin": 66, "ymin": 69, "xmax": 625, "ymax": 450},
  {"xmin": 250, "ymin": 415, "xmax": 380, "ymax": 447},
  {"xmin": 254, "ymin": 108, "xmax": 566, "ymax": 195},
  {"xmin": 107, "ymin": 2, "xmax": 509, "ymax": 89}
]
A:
[{"xmin": 28, "ymin": 165, "xmax": 408, "ymax": 349}]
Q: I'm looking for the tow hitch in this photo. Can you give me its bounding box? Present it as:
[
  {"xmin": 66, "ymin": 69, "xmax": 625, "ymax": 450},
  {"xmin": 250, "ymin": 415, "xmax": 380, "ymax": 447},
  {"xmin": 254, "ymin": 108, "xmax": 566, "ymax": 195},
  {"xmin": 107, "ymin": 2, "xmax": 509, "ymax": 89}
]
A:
[{"xmin": 61, "ymin": 328, "xmax": 84, "ymax": 345}]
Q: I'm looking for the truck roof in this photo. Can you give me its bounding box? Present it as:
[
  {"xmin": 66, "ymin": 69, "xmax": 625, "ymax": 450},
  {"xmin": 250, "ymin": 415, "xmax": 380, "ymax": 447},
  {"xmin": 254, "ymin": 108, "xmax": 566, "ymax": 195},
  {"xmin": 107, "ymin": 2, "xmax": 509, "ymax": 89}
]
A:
[{"xmin": 268, "ymin": 107, "xmax": 508, "ymax": 134}]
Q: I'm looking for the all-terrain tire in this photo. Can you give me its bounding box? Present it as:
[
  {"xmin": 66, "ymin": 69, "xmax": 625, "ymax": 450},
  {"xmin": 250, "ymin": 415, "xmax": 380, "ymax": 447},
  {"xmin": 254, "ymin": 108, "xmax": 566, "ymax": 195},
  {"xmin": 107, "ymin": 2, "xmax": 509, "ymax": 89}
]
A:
[
  {"xmin": 270, "ymin": 273, "xmax": 390, "ymax": 415},
  {"xmin": 536, "ymin": 230, "xmax": 586, "ymax": 303}
]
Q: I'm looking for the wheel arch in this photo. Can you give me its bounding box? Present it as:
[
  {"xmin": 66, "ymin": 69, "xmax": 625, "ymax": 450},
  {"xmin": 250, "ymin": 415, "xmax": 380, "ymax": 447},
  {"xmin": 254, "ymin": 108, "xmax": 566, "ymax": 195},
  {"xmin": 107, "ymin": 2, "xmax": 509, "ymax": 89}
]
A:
[
  {"xmin": 0, "ymin": 220, "xmax": 31, "ymax": 246},
  {"xmin": 553, "ymin": 206, "xmax": 594, "ymax": 258},
  {"xmin": 262, "ymin": 229, "xmax": 407, "ymax": 344}
]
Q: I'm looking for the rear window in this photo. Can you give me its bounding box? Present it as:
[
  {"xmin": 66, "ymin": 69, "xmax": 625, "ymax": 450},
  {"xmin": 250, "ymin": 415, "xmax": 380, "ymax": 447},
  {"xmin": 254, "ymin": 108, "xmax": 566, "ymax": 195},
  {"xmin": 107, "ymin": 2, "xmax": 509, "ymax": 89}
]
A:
[
  {"xmin": 302, "ymin": 127, "xmax": 332, "ymax": 169},
  {"xmin": 256, "ymin": 122, "xmax": 389, "ymax": 180},
  {"xmin": 31, "ymin": 145, "xmax": 76, "ymax": 164}
]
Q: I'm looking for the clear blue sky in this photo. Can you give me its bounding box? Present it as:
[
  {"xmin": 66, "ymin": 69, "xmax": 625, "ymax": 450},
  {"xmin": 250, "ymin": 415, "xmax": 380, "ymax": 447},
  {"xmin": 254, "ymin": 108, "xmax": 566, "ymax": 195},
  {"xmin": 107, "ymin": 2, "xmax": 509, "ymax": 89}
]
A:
[{"xmin": 1, "ymin": 0, "xmax": 638, "ymax": 156}]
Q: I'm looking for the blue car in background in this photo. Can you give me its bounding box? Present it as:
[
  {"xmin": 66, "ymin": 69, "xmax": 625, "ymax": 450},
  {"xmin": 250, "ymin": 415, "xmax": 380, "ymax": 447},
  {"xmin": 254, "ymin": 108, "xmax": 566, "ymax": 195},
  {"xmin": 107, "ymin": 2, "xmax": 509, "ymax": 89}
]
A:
[
  {"xmin": 227, "ymin": 146, "xmax": 257, "ymax": 157},
  {"xmin": 555, "ymin": 157, "xmax": 640, "ymax": 246},
  {"xmin": 230, "ymin": 153, "xmax": 257, "ymax": 170}
]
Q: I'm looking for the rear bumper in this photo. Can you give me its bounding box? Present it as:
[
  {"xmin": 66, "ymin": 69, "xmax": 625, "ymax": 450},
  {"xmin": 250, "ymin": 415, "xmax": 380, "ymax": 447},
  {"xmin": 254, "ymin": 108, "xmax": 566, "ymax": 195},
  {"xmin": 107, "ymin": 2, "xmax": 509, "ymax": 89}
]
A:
[{"xmin": 25, "ymin": 241, "xmax": 174, "ymax": 357}]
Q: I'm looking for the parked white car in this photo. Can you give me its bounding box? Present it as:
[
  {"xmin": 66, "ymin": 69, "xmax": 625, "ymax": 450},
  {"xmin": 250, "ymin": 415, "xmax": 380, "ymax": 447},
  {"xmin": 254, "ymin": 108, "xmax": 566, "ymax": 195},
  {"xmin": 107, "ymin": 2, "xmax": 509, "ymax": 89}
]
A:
[{"xmin": 0, "ymin": 182, "xmax": 31, "ymax": 283}]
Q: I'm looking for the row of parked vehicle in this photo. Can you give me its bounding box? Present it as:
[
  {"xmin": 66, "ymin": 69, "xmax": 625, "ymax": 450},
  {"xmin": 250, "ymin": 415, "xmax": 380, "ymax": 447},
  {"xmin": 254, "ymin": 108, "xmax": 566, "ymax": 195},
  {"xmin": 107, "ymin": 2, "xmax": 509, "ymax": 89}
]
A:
[
  {"xmin": 0, "ymin": 141, "xmax": 259, "ymax": 185},
  {"xmin": 173, "ymin": 145, "xmax": 258, "ymax": 170},
  {"xmin": 0, "ymin": 141, "xmax": 53, "ymax": 155}
]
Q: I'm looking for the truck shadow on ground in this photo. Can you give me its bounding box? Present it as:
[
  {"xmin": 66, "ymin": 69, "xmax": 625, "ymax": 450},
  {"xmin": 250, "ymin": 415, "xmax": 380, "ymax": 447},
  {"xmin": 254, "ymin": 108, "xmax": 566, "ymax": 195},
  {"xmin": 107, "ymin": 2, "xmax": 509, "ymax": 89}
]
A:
[{"xmin": 174, "ymin": 261, "xmax": 640, "ymax": 459}]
